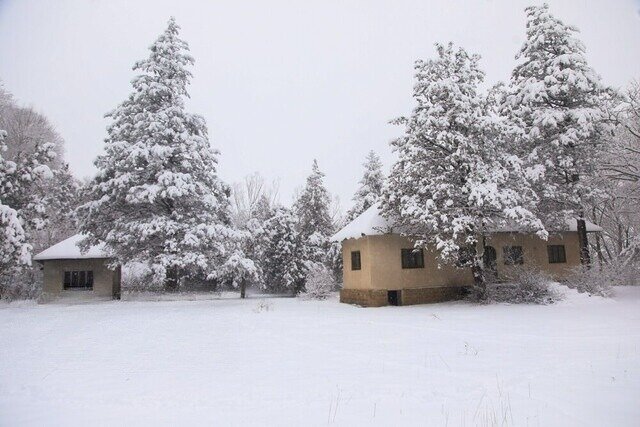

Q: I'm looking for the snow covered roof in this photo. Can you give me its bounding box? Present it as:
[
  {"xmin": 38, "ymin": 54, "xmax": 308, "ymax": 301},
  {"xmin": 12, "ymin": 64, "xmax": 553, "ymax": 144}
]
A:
[
  {"xmin": 331, "ymin": 203, "xmax": 394, "ymax": 241},
  {"xmin": 33, "ymin": 234, "xmax": 110, "ymax": 261},
  {"xmin": 331, "ymin": 203, "xmax": 602, "ymax": 241}
]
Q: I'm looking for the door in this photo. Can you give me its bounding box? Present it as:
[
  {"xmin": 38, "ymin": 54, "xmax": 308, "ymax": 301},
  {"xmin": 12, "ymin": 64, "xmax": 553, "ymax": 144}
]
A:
[
  {"xmin": 483, "ymin": 246, "xmax": 498, "ymax": 281},
  {"xmin": 387, "ymin": 290, "xmax": 400, "ymax": 306}
]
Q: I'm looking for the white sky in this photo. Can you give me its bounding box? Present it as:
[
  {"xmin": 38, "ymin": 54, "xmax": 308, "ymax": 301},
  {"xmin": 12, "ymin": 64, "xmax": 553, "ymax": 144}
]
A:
[{"xmin": 1, "ymin": 0, "xmax": 639, "ymax": 209}]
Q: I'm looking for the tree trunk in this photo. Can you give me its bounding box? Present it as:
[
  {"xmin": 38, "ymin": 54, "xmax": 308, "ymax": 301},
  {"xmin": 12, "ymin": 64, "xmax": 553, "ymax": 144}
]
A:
[
  {"xmin": 240, "ymin": 280, "xmax": 246, "ymax": 299},
  {"xmin": 576, "ymin": 217, "xmax": 591, "ymax": 267},
  {"xmin": 164, "ymin": 266, "xmax": 179, "ymax": 292},
  {"xmin": 470, "ymin": 241, "xmax": 485, "ymax": 299}
]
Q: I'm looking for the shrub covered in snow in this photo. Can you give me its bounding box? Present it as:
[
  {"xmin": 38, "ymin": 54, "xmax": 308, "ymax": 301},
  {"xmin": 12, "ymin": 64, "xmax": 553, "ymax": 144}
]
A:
[
  {"xmin": 562, "ymin": 262, "xmax": 638, "ymax": 297},
  {"xmin": 121, "ymin": 262, "xmax": 163, "ymax": 293},
  {"xmin": 0, "ymin": 271, "xmax": 41, "ymax": 301},
  {"xmin": 300, "ymin": 264, "xmax": 335, "ymax": 300},
  {"xmin": 472, "ymin": 267, "xmax": 561, "ymax": 305}
]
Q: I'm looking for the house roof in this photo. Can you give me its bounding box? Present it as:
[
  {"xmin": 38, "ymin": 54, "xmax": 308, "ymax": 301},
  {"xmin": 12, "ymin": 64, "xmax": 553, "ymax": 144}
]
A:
[
  {"xmin": 331, "ymin": 202, "xmax": 603, "ymax": 241},
  {"xmin": 33, "ymin": 234, "xmax": 109, "ymax": 261}
]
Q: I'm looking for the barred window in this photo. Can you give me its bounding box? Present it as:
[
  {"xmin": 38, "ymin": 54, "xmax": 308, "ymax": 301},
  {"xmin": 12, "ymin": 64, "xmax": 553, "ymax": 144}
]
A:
[
  {"xmin": 547, "ymin": 245, "xmax": 567, "ymax": 264},
  {"xmin": 401, "ymin": 248, "xmax": 424, "ymax": 269},
  {"xmin": 351, "ymin": 251, "xmax": 361, "ymax": 270},
  {"xmin": 64, "ymin": 270, "xmax": 94, "ymax": 289}
]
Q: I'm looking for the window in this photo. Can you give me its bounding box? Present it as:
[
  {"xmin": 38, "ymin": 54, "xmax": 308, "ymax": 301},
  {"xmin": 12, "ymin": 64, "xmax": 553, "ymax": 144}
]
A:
[
  {"xmin": 456, "ymin": 247, "xmax": 473, "ymax": 268},
  {"xmin": 401, "ymin": 248, "xmax": 424, "ymax": 269},
  {"xmin": 547, "ymin": 245, "xmax": 566, "ymax": 264},
  {"xmin": 63, "ymin": 270, "xmax": 94, "ymax": 289},
  {"xmin": 503, "ymin": 246, "xmax": 524, "ymax": 265},
  {"xmin": 351, "ymin": 251, "xmax": 361, "ymax": 270}
]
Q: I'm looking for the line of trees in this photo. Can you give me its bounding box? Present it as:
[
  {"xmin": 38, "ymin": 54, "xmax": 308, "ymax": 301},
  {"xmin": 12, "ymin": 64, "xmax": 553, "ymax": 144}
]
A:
[
  {"xmin": 70, "ymin": 18, "xmax": 371, "ymax": 297},
  {"xmin": 2, "ymin": 5, "xmax": 638, "ymax": 299}
]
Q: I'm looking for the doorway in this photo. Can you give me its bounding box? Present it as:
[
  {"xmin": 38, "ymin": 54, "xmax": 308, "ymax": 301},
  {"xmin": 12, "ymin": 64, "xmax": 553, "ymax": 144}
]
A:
[
  {"xmin": 483, "ymin": 246, "xmax": 498, "ymax": 281},
  {"xmin": 387, "ymin": 290, "xmax": 400, "ymax": 306}
]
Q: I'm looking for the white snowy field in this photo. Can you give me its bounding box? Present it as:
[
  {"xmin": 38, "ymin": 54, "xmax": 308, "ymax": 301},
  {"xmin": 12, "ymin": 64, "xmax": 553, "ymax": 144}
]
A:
[{"xmin": 1, "ymin": 287, "xmax": 639, "ymax": 426}]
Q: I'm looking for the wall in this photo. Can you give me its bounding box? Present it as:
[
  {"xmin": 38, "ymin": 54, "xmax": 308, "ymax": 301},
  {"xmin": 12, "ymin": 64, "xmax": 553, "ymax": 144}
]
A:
[
  {"xmin": 341, "ymin": 237, "xmax": 373, "ymax": 290},
  {"xmin": 341, "ymin": 232, "xmax": 583, "ymax": 292},
  {"xmin": 485, "ymin": 232, "xmax": 581, "ymax": 280},
  {"xmin": 42, "ymin": 258, "xmax": 119, "ymax": 298},
  {"xmin": 341, "ymin": 234, "xmax": 474, "ymax": 291}
]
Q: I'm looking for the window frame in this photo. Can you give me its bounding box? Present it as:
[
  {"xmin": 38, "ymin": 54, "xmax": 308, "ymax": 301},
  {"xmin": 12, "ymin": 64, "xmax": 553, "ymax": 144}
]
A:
[
  {"xmin": 503, "ymin": 246, "xmax": 524, "ymax": 265},
  {"xmin": 63, "ymin": 270, "xmax": 94, "ymax": 290},
  {"xmin": 350, "ymin": 250, "xmax": 361, "ymax": 271},
  {"xmin": 547, "ymin": 245, "xmax": 567, "ymax": 264},
  {"xmin": 401, "ymin": 248, "xmax": 425, "ymax": 269}
]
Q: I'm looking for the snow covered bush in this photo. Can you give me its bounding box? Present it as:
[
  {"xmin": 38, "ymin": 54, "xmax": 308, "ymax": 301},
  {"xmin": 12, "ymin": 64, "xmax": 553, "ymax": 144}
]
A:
[
  {"xmin": 474, "ymin": 267, "xmax": 561, "ymax": 305},
  {"xmin": 0, "ymin": 272, "xmax": 41, "ymax": 301},
  {"xmin": 563, "ymin": 263, "xmax": 634, "ymax": 297},
  {"xmin": 121, "ymin": 262, "xmax": 163, "ymax": 293},
  {"xmin": 300, "ymin": 264, "xmax": 335, "ymax": 300}
]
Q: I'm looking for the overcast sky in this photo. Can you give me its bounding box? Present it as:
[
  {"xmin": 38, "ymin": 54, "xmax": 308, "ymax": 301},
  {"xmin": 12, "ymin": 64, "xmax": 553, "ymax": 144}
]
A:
[{"xmin": 0, "ymin": 0, "xmax": 639, "ymax": 209}]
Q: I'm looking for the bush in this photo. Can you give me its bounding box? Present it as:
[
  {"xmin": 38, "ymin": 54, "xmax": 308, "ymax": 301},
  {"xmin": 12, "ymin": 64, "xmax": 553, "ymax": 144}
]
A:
[
  {"xmin": 0, "ymin": 269, "xmax": 42, "ymax": 301},
  {"xmin": 472, "ymin": 267, "xmax": 561, "ymax": 305},
  {"xmin": 562, "ymin": 261, "xmax": 639, "ymax": 297},
  {"xmin": 301, "ymin": 264, "xmax": 335, "ymax": 300},
  {"xmin": 121, "ymin": 262, "xmax": 163, "ymax": 293}
]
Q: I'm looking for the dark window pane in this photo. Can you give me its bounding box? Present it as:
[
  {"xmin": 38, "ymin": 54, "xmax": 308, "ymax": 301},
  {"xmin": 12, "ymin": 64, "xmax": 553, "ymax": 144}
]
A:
[
  {"xmin": 71, "ymin": 271, "xmax": 79, "ymax": 286},
  {"xmin": 401, "ymin": 248, "xmax": 424, "ymax": 269},
  {"xmin": 351, "ymin": 251, "xmax": 361, "ymax": 270},
  {"xmin": 503, "ymin": 246, "xmax": 524, "ymax": 265},
  {"xmin": 87, "ymin": 271, "xmax": 94, "ymax": 286},
  {"xmin": 79, "ymin": 271, "xmax": 86, "ymax": 286},
  {"xmin": 547, "ymin": 245, "xmax": 566, "ymax": 264}
]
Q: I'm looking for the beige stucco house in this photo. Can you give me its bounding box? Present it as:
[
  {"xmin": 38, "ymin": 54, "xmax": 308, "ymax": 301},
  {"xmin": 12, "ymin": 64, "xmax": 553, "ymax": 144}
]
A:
[
  {"xmin": 331, "ymin": 204, "xmax": 602, "ymax": 307},
  {"xmin": 33, "ymin": 234, "xmax": 121, "ymax": 301}
]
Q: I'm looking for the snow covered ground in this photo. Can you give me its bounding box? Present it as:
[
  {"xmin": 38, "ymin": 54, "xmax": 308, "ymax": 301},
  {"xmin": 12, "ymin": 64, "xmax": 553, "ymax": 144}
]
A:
[{"xmin": 1, "ymin": 286, "xmax": 639, "ymax": 426}]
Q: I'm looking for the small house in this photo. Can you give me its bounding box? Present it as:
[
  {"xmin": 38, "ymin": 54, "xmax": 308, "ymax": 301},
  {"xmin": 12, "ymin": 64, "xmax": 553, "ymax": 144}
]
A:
[
  {"xmin": 331, "ymin": 203, "xmax": 602, "ymax": 307},
  {"xmin": 33, "ymin": 234, "xmax": 121, "ymax": 301}
]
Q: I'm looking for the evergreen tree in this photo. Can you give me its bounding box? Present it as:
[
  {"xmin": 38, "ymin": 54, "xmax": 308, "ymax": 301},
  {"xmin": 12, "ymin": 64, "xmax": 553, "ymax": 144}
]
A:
[
  {"xmin": 36, "ymin": 164, "xmax": 80, "ymax": 251},
  {"xmin": 0, "ymin": 124, "xmax": 54, "ymax": 275},
  {"xmin": 506, "ymin": 4, "xmax": 610, "ymax": 265},
  {"xmin": 346, "ymin": 150, "xmax": 384, "ymax": 221},
  {"xmin": 220, "ymin": 247, "xmax": 260, "ymax": 299},
  {"xmin": 294, "ymin": 159, "xmax": 333, "ymax": 239},
  {"xmin": 261, "ymin": 207, "xmax": 306, "ymax": 294},
  {"xmin": 294, "ymin": 159, "xmax": 334, "ymax": 267},
  {"xmin": 77, "ymin": 18, "xmax": 235, "ymax": 290},
  {"xmin": 380, "ymin": 43, "xmax": 545, "ymax": 290},
  {"xmin": 0, "ymin": 128, "xmax": 31, "ymax": 272}
]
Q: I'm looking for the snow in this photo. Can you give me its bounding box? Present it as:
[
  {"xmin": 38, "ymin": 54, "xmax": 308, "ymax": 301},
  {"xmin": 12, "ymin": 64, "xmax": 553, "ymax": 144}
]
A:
[
  {"xmin": 32, "ymin": 234, "xmax": 108, "ymax": 261},
  {"xmin": 1, "ymin": 286, "xmax": 638, "ymax": 426},
  {"xmin": 331, "ymin": 202, "xmax": 602, "ymax": 241},
  {"xmin": 331, "ymin": 202, "xmax": 393, "ymax": 241}
]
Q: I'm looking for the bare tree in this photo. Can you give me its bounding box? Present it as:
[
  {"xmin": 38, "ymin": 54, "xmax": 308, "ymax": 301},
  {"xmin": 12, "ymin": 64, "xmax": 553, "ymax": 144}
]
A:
[{"xmin": 230, "ymin": 172, "xmax": 280, "ymax": 226}]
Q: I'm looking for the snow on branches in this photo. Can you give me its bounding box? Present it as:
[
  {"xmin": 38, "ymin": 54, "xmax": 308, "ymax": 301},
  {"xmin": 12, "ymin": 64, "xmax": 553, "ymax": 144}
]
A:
[
  {"xmin": 381, "ymin": 43, "xmax": 546, "ymax": 284},
  {"xmin": 77, "ymin": 17, "xmax": 235, "ymax": 289}
]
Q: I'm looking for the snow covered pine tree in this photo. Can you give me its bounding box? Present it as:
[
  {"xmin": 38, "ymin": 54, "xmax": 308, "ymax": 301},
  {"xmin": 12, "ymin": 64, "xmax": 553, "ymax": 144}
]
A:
[
  {"xmin": 0, "ymin": 127, "xmax": 31, "ymax": 274},
  {"xmin": 0, "ymin": 124, "xmax": 54, "ymax": 276},
  {"xmin": 345, "ymin": 150, "xmax": 384, "ymax": 222},
  {"xmin": 380, "ymin": 43, "xmax": 545, "ymax": 294},
  {"xmin": 77, "ymin": 18, "xmax": 236, "ymax": 291},
  {"xmin": 294, "ymin": 159, "xmax": 334, "ymax": 268},
  {"xmin": 505, "ymin": 4, "xmax": 611, "ymax": 266},
  {"xmin": 260, "ymin": 207, "xmax": 306, "ymax": 294}
]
